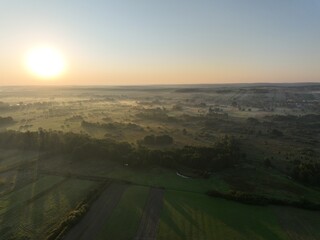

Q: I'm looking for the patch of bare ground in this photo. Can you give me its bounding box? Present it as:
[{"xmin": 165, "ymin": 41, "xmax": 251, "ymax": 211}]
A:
[
  {"xmin": 63, "ymin": 183, "xmax": 127, "ymax": 240},
  {"xmin": 134, "ymin": 188, "xmax": 164, "ymax": 240},
  {"xmin": 273, "ymin": 206, "xmax": 320, "ymax": 240}
]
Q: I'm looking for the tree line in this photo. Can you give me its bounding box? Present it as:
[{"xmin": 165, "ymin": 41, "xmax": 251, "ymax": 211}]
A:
[
  {"xmin": 0, "ymin": 130, "xmax": 242, "ymax": 171},
  {"xmin": 0, "ymin": 116, "xmax": 15, "ymax": 127}
]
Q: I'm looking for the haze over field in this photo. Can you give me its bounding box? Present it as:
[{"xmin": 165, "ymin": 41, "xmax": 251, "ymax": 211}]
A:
[
  {"xmin": 1, "ymin": 1, "xmax": 320, "ymax": 240},
  {"xmin": 1, "ymin": 0, "xmax": 320, "ymax": 85}
]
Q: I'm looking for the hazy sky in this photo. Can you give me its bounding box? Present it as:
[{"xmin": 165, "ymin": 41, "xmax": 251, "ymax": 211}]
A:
[{"xmin": 1, "ymin": 0, "xmax": 320, "ymax": 85}]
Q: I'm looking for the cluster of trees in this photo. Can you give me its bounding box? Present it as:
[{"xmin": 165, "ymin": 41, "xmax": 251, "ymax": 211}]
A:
[
  {"xmin": 168, "ymin": 137, "xmax": 240, "ymax": 167},
  {"xmin": 65, "ymin": 115, "xmax": 83, "ymax": 122},
  {"xmin": 140, "ymin": 134, "xmax": 173, "ymax": 146},
  {"xmin": 0, "ymin": 116, "xmax": 15, "ymax": 126},
  {"xmin": 207, "ymin": 189, "xmax": 320, "ymax": 210},
  {"xmin": 135, "ymin": 108, "xmax": 178, "ymax": 123},
  {"xmin": 0, "ymin": 130, "xmax": 242, "ymax": 171},
  {"xmin": 271, "ymin": 129, "xmax": 284, "ymax": 137},
  {"xmin": 81, "ymin": 120, "xmax": 143, "ymax": 131},
  {"xmin": 291, "ymin": 160, "xmax": 320, "ymax": 186},
  {"xmin": 246, "ymin": 117, "xmax": 260, "ymax": 125},
  {"xmin": 0, "ymin": 129, "xmax": 90, "ymax": 153},
  {"xmin": 73, "ymin": 135, "xmax": 242, "ymax": 170}
]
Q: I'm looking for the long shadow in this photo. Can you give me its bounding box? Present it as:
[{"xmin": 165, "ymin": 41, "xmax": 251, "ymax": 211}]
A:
[
  {"xmin": 0, "ymin": 166, "xmax": 36, "ymax": 239},
  {"xmin": 134, "ymin": 188, "xmax": 165, "ymax": 240},
  {"xmin": 165, "ymin": 193, "xmax": 199, "ymax": 227},
  {"xmin": 161, "ymin": 191, "xmax": 285, "ymax": 240},
  {"xmin": 157, "ymin": 198, "xmax": 186, "ymax": 239},
  {"xmin": 0, "ymin": 151, "xmax": 48, "ymax": 239}
]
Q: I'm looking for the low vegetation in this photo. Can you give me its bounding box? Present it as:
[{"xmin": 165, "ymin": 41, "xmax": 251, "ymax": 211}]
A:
[{"xmin": 0, "ymin": 84, "xmax": 319, "ymax": 240}]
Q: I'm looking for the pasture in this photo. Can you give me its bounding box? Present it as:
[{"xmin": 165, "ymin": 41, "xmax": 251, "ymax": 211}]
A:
[
  {"xmin": 157, "ymin": 190, "xmax": 287, "ymax": 240},
  {"xmin": 97, "ymin": 185, "xmax": 149, "ymax": 240}
]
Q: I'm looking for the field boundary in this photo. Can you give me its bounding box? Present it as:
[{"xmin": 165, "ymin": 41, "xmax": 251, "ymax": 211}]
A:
[
  {"xmin": 44, "ymin": 181, "xmax": 110, "ymax": 240},
  {"xmin": 39, "ymin": 170, "xmax": 111, "ymax": 182},
  {"xmin": 0, "ymin": 176, "xmax": 39, "ymax": 198},
  {"xmin": 41, "ymin": 170, "xmax": 320, "ymax": 211},
  {"xmin": 25, "ymin": 178, "xmax": 69, "ymax": 205},
  {"xmin": 134, "ymin": 188, "xmax": 164, "ymax": 240},
  {"xmin": 62, "ymin": 183, "xmax": 127, "ymax": 240}
]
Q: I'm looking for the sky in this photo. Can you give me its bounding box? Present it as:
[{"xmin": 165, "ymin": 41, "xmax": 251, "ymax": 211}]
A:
[{"xmin": 0, "ymin": 0, "xmax": 320, "ymax": 85}]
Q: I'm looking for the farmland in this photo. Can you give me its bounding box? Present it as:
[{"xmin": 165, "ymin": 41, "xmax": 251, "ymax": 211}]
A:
[
  {"xmin": 158, "ymin": 190, "xmax": 286, "ymax": 240},
  {"xmin": 0, "ymin": 84, "xmax": 320, "ymax": 239},
  {"xmin": 97, "ymin": 185, "xmax": 149, "ymax": 240},
  {"xmin": 0, "ymin": 148, "xmax": 320, "ymax": 240},
  {"xmin": 0, "ymin": 152, "xmax": 100, "ymax": 240}
]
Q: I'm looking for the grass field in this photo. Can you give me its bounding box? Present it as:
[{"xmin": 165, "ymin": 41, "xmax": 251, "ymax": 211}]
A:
[
  {"xmin": 40, "ymin": 156, "xmax": 230, "ymax": 193},
  {"xmin": 0, "ymin": 160, "xmax": 319, "ymax": 240},
  {"xmin": 157, "ymin": 190, "xmax": 287, "ymax": 240},
  {"xmin": 219, "ymin": 167, "xmax": 320, "ymax": 202},
  {"xmin": 273, "ymin": 206, "xmax": 320, "ymax": 240},
  {"xmin": 0, "ymin": 177, "xmax": 98, "ymax": 240},
  {"xmin": 0, "ymin": 175, "xmax": 65, "ymax": 215},
  {"xmin": 41, "ymin": 156, "xmax": 320, "ymax": 204},
  {"xmin": 0, "ymin": 150, "xmax": 38, "ymax": 173},
  {"xmin": 63, "ymin": 183, "xmax": 127, "ymax": 240},
  {"xmin": 106, "ymin": 166, "xmax": 230, "ymax": 193},
  {"xmin": 19, "ymin": 178, "xmax": 98, "ymax": 238},
  {"xmin": 97, "ymin": 185, "xmax": 149, "ymax": 240}
]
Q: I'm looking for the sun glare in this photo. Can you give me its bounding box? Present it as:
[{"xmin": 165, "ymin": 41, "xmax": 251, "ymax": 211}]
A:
[{"xmin": 25, "ymin": 46, "xmax": 65, "ymax": 79}]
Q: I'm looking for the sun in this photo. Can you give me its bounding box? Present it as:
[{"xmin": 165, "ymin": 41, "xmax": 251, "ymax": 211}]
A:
[{"xmin": 25, "ymin": 46, "xmax": 66, "ymax": 79}]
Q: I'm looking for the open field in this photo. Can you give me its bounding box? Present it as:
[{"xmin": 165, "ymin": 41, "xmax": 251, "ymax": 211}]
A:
[
  {"xmin": 19, "ymin": 178, "xmax": 99, "ymax": 237},
  {"xmin": 0, "ymin": 177, "xmax": 99, "ymax": 240},
  {"xmin": 157, "ymin": 190, "xmax": 287, "ymax": 240},
  {"xmin": 0, "ymin": 150, "xmax": 39, "ymax": 173},
  {"xmin": 64, "ymin": 183, "xmax": 127, "ymax": 240},
  {"xmin": 0, "ymin": 148, "xmax": 320, "ymax": 239},
  {"xmin": 0, "ymin": 175, "xmax": 65, "ymax": 215},
  {"xmin": 0, "ymin": 84, "xmax": 320, "ymax": 239},
  {"xmin": 98, "ymin": 185, "xmax": 149, "ymax": 240},
  {"xmin": 273, "ymin": 206, "xmax": 320, "ymax": 240},
  {"xmin": 39, "ymin": 156, "xmax": 320, "ymax": 205}
]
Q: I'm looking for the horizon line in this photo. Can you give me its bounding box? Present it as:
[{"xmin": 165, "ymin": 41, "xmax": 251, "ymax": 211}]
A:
[{"xmin": 1, "ymin": 81, "xmax": 320, "ymax": 88}]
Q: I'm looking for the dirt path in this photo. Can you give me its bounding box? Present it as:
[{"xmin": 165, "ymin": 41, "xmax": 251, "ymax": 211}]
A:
[
  {"xmin": 134, "ymin": 188, "xmax": 164, "ymax": 240},
  {"xmin": 63, "ymin": 183, "xmax": 127, "ymax": 240}
]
